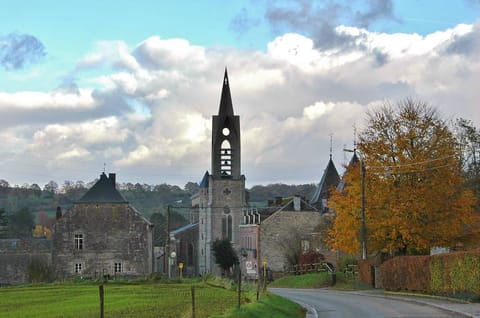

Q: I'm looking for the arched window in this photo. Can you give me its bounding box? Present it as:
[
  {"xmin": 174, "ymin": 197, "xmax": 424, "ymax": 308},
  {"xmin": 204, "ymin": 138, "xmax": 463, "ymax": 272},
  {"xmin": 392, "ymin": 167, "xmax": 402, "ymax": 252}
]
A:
[
  {"xmin": 227, "ymin": 215, "xmax": 233, "ymax": 241},
  {"xmin": 220, "ymin": 139, "xmax": 232, "ymax": 176},
  {"xmin": 222, "ymin": 206, "xmax": 233, "ymax": 241}
]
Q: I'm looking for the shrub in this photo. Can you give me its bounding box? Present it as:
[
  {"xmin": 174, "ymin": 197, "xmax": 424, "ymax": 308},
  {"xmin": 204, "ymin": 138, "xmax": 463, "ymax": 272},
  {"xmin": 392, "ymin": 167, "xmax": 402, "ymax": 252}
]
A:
[
  {"xmin": 380, "ymin": 255, "xmax": 430, "ymax": 292},
  {"xmin": 298, "ymin": 251, "xmax": 325, "ymax": 265},
  {"xmin": 28, "ymin": 258, "xmax": 52, "ymax": 283},
  {"xmin": 336, "ymin": 255, "xmax": 358, "ymax": 272}
]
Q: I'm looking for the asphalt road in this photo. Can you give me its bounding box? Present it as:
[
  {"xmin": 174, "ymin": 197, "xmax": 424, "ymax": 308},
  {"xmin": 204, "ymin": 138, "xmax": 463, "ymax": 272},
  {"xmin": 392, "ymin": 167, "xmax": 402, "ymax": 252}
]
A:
[{"xmin": 270, "ymin": 288, "xmax": 463, "ymax": 318}]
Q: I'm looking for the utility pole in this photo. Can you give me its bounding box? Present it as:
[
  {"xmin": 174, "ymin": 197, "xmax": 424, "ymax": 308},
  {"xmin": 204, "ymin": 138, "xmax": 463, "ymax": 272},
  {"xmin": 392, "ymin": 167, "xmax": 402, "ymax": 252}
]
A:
[{"xmin": 360, "ymin": 160, "xmax": 367, "ymax": 260}]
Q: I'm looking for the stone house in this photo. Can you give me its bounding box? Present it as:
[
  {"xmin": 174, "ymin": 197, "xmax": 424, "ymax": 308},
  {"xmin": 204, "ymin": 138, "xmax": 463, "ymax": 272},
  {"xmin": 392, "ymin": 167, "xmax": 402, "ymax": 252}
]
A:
[
  {"xmin": 53, "ymin": 173, "xmax": 153, "ymax": 279},
  {"xmin": 258, "ymin": 197, "xmax": 326, "ymax": 273}
]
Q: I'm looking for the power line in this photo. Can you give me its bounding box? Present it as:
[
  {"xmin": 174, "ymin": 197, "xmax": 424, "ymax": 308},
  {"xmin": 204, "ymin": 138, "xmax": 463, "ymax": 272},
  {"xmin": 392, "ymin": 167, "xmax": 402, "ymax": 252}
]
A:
[{"xmin": 366, "ymin": 155, "xmax": 456, "ymax": 170}]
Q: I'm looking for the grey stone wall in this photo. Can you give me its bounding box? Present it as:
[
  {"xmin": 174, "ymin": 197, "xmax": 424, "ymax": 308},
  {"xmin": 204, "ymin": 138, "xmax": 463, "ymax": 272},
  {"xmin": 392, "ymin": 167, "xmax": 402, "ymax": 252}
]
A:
[
  {"xmin": 53, "ymin": 203, "xmax": 153, "ymax": 279},
  {"xmin": 0, "ymin": 239, "xmax": 52, "ymax": 285},
  {"xmin": 260, "ymin": 210, "xmax": 324, "ymax": 272}
]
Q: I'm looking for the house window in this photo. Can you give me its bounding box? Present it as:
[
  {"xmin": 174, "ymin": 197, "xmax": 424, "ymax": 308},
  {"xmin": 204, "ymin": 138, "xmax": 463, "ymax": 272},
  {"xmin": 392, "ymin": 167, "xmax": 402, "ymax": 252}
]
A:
[
  {"xmin": 74, "ymin": 234, "xmax": 83, "ymax": 250},
  {"xmin": 114, "ymin": 263, "xmax": 123, "ymax": 273},
  {"xmin": 74, "ymin": 263, "xmax": 82, "ymax": 273}
]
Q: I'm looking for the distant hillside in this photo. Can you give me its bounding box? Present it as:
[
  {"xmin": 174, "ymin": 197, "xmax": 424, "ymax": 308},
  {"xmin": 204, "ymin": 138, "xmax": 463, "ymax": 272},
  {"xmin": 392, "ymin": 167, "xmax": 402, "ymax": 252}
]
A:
[{"xmin": 0, "ymin": 181, "xmax": 317, "ymax": 219}]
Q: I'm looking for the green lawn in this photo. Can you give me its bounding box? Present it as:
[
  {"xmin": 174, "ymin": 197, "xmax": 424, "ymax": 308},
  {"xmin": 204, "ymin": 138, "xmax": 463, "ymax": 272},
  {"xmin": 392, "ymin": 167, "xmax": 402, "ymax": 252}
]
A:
[
  {"xmin": 268, "ymin": 272, "xmax": 333, "ymax": 288},
  {"xmin": 0, "ymin": 282, "xmax": 241, "ymax": 318}
]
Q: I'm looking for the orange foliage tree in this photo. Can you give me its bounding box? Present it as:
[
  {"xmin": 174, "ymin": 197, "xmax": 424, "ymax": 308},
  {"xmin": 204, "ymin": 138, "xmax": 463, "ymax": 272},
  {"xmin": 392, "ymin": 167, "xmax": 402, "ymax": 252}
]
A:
[{"xmin": 329, "ymin": 99, "xmax": 480, "ymax": 256}]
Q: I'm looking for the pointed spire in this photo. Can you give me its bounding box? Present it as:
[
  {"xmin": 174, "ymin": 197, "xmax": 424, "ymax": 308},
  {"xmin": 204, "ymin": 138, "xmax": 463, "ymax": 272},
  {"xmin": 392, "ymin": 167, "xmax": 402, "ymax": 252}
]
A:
[
  {"xmin": 329, "ymin": 133, "xmax": 333, "ymax": 160},
  {"xmin": 218, "ymin": 67, "xmax": 234, "ymax": 116}
]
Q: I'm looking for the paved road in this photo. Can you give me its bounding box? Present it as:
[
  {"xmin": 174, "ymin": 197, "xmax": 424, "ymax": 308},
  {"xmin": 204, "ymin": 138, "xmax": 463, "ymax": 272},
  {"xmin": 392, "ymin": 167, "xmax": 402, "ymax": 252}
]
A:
[{"xmin": 270, "ymin": 288, "xmax": 466, "ymax": 318}]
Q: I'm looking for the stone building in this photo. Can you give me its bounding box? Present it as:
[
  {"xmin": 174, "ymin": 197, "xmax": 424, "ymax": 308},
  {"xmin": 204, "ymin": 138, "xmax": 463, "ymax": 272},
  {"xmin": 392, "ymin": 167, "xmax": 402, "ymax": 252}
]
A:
[
  {"xmin": 53, "ymin": 172, "xmax": 153, "ymax": 279},
  {"xmin": 253, "ymin": 197, "xmax": 326, "ymax": 274},
  {"xmin": 194, "ymin": 69, "xmax": 247, "ymax": 275}
]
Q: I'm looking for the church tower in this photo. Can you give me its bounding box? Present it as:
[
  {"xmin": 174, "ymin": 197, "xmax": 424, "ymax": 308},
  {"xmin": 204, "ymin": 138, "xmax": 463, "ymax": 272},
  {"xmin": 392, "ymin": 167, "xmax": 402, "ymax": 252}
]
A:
[{"xmin": 195, "ymin": 69, "xmax": 246, "ymax": 275}]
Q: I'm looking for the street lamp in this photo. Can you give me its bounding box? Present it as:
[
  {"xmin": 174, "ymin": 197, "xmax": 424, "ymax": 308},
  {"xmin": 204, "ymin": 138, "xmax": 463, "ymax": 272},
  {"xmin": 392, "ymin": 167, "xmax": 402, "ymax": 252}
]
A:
[
  {"xmin": 344, "ymin": 148, "xmax": 367, "ymax": 260},
  {"xmin": 169, "ymin": 251, "xmax": 176, "ymax": 278}
]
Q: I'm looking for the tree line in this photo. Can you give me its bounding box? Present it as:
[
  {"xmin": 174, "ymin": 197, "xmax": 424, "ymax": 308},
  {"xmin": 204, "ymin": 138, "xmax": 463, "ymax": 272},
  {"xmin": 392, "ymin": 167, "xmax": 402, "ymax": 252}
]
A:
[{"xmin": 0, "ymin": 181, "xmax": 316, "ymax": 240}]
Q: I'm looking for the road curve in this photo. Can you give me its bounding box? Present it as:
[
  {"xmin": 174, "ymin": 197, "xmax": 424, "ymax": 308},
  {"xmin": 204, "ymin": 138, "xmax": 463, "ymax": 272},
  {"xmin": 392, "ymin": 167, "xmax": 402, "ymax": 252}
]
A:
[{"xmin": 270, "ymin": 288, "xmax": 462, "ymax": 318}]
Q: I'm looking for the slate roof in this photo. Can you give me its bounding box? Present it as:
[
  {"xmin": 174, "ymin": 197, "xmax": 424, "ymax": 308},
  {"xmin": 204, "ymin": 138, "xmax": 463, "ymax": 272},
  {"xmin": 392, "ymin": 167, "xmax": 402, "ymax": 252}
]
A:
[
  {"xmin": 337, "ymin": 151, "xmax": 360, "ymax": 192},
  {"xmin": 77, "ymin": 173, "xmax": 127, "ymax": 203},
  {"xmin": 171, "ymin": 223, "xmax": 199, "ymax": 236},
  {"xmin": 218, "ymin": 68, "xmax": 234, "ymax": 117},
  {"xmin": 199, "ymin": 171, "xmax": 209, "ymax": 188},
  {"xmin": 310, "ymin": 157, "xmax": 341, "ymax": 205}
]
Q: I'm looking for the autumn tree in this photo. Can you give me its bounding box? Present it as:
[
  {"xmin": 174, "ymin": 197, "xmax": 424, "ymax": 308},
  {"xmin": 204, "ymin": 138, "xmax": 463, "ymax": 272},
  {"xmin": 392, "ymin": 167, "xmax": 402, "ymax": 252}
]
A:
[{"xmin": 329, "ymin": 99, "xmax": 479, "ymax": 256}]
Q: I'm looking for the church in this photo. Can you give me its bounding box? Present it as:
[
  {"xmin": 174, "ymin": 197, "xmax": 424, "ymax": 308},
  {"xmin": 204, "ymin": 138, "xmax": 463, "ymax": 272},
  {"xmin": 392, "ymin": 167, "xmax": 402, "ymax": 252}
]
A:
[{"xmin": 192, "ymin": 69, "xmax": 247, "ymax": 275}]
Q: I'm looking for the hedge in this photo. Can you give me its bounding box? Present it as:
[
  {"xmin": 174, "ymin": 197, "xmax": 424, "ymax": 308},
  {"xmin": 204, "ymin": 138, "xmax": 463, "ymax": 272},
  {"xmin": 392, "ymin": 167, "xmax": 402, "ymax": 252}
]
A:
[
  {"xmin": 430, "ymin": 251, "xmax": 480, "ymax": 296},
  {"xmin": 378, "ymin": 251, "xmax": 480, "ymax": 298},
  {"xmin": 380, "ymin": 256, "xmax": 430, "ymax": 292}
]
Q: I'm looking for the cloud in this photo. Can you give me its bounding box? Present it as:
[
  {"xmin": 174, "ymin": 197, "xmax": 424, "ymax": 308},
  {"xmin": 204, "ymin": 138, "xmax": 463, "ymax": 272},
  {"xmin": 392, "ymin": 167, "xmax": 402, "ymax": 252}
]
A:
[
  {"xmin": 445, "ymin": 22, "xmax": 480, "ymax": 56},
  {"xmin": 1, "ymin": 22, "xmax": 480, "ymax": 187},
  {"xmin": 0, "ymin": 33, "xmax": 46, "ymax": 70},
  {"xmin": 263, "ymin": 0, "xmax": 397, "ymax": 51}
]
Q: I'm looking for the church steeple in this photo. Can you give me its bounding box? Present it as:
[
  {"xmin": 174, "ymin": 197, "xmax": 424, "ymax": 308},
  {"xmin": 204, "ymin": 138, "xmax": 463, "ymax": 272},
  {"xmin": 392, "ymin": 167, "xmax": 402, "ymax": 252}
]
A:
[
  {"xmin": 218, "ymin": 68, "xmax": 234, "ymax": 117},
  {"xmin": 212, "ymin": 69, "xmax": 241, "ymax": 179}
]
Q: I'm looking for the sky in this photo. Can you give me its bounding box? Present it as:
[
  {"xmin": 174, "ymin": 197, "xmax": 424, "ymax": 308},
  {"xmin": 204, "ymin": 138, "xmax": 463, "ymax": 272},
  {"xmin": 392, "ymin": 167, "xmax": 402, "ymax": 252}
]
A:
[{"xmin": 0, "ymin": 0, "xmax": 479, "ymax": 189}]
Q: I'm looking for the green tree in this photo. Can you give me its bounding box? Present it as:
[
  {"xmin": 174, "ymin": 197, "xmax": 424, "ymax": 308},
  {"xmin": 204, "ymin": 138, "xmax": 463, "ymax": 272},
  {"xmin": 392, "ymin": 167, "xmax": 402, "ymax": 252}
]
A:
[
  {"xmin": 212, "ymin": 238, "xmax": 239, "ymax": 276},
  {"xmin": 7, "ymin": 207, "xmax": 34, "ymax": 238},
  {"xmin": 0, "ymin": 208, "xmax": 8, "ymax": 238}
]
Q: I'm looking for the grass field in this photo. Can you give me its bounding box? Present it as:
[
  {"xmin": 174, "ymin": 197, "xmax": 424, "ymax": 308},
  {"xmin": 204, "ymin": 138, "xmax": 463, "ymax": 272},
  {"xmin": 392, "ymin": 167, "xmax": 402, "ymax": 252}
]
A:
[
  {"xmin": 0, "ymin": 278, "xmax": 305, "ymax": 318},
  {"xmin": 0, "ymin": 281, "xmax": 244, "ymax": 318}
]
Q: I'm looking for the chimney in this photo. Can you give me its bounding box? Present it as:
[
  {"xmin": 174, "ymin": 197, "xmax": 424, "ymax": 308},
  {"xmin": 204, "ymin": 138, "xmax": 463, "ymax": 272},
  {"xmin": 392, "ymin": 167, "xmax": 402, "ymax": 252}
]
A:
[
  {"xmin": 56, "ymin": 206, "xmax": 62, "ymax": 220},
  {"xmin": 108, "ymin": 173, "xmax": 116, "ymax": 186}
]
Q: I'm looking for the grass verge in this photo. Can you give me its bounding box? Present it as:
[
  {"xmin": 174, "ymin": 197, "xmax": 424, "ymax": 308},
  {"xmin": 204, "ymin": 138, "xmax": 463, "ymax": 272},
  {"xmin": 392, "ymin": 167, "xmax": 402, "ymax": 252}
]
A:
[{"xmin": 211, "ymin": 292, "xmax": 306, "ymax": 318}]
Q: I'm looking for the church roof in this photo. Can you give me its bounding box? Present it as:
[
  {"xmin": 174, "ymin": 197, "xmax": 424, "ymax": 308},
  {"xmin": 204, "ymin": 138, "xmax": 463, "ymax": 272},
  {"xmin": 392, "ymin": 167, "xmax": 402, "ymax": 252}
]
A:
[
  {"xmin": 337, "ymin": 151, "xmax": 360, "ymax": 192},
  {"xmin": 199, "ymin": 171, "xmax": 210, "ymax": 188},
  {"xmin": 310, "ymin": 157, "xmax": 341, "ymax": 205},
  {"xmin": 77, "ymin": 173, "xmax": 127, "ymax": 203},
  {"xmin": 218, "ymin": 68, "xmax": 234, "ymax": 117}
]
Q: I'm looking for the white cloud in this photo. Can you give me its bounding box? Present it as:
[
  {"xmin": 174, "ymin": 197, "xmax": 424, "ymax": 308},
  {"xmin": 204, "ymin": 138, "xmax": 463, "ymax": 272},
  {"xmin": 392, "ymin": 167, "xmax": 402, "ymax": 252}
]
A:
[
  {"xmin": 0, "ymin": 89, "xmax": 95, "ymax": 110},
  {"xmin": 1, "ymin": 22, "xmax": 480, "ymax": 186}
]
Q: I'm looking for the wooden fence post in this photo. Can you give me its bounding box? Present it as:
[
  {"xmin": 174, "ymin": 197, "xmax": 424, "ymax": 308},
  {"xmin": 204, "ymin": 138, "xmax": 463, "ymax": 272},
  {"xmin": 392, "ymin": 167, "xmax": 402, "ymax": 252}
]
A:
[
  {"xmin": 191, "ymin": 285, "xmax": 195, "ymax": 318},
  {"xmin": 99, "ymin": 284, "xmax": 104, "ymax": 318}
]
